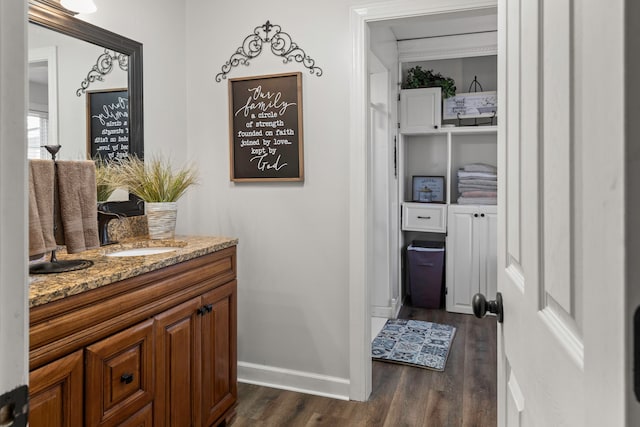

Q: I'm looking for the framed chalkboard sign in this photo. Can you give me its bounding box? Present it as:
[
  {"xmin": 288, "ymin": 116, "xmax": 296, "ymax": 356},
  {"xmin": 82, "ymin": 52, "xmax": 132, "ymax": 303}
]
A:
[
  {"xmin": 87, "ymin": 88, "xmax": 130, "ymax": 162},
  {"xmin": 228, "ymin": 72, "xmax": 304, "ymax": 182}
]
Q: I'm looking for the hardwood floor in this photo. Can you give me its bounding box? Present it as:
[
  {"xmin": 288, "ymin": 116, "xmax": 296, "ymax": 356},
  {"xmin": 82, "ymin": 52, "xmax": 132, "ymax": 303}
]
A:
[{"xmin": 230, "ymin": 307, "xmax": 497, "ymax": 427}]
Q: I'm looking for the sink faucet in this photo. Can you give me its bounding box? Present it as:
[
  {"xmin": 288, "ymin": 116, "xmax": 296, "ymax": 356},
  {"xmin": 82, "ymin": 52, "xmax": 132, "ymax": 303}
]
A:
[{"xmin": 97, "ymin": 205, "xmax": 123, "ymax": 246}]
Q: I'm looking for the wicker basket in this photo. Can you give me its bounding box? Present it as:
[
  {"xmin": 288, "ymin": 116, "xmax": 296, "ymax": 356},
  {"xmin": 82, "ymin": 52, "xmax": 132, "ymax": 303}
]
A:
[{"xmin": 145, "ymin": 202, "xmax": 177, "ymax": 239}]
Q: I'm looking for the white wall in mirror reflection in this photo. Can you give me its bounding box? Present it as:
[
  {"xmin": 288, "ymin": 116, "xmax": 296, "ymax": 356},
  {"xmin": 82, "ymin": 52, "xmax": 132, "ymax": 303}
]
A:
[{"xmin": 28, "ymin": 23, "xmax": 128, "ymax": 161}]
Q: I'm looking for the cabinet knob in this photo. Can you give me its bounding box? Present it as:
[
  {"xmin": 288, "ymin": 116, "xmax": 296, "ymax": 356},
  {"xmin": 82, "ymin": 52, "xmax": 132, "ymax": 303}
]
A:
[
  {"xmin": 474, "ymin": 213, "xmax": 479, "ymax": 218},
  {"xmin": 481, "ymin": 213, "xmax": 485, "ymax": 218},
  {"xmin": 472, "ymin": 293, "xmax": 504, "ymax": 323},
  {"xmin": 197, "ymin": 304, "xmax": 213, "ymax": 315},
  {"xmin": 120, "ymin": 373, "xmax": 134, "ymax": 384},
  {"xmin": 434, "ymin": 125, "xmax": 439, "ymax": 129}
]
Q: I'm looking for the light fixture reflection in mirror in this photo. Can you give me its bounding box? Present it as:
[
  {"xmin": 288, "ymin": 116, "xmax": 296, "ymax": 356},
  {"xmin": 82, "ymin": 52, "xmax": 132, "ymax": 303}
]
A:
[{"xmin": 60, "ymin": 0, "xmax": 97, "ymax": 14}]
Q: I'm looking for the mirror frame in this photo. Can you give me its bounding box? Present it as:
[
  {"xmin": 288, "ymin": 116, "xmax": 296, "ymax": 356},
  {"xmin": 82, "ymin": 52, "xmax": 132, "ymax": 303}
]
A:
[{"xmin": 29, "ymin": 0, "xmax": 145, "ymax": 216}]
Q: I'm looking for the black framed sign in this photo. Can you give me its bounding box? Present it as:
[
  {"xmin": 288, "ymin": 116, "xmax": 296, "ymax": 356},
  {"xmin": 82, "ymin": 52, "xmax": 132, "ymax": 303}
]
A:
[
  {"xmin": 87, "ymin": 88, "xmax": 130, "ymax": 162},
  {"xmin": 412, "ymin": 176, "xmax": 445, "ymax": 203},
  {"xmin": 228, "ymin": 72, "xmax": 304, "ymax": 182}
]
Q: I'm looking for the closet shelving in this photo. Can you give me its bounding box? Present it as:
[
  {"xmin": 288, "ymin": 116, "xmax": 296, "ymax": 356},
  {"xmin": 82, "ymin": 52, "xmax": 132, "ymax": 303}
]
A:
[{"xmin": 397, "ymin": 48, "xmax": 498, "ymax": 314}]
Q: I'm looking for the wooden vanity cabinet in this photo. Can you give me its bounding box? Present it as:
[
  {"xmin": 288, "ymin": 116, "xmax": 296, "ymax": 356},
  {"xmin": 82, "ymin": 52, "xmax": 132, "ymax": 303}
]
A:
[
  {"xmin": 29, "ymin": 349, "xmax": 84, "ymax": 427},
  {"xmin": 154, "ymin": 281, "xmax": 237, "ymax": 427},
  {"xmin": 29, "ymin": 246, "xmax": 237, "ymax": 427}
]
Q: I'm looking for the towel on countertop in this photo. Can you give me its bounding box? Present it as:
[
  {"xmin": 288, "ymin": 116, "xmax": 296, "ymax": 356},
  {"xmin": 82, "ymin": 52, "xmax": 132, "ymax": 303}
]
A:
[
  {"xmin": 29, "ymin": 160, "xmax": 57, "ymax": 258},
  {"xmin": 55, "ymin": 160, "xmax": 100, "ymax": 254}
]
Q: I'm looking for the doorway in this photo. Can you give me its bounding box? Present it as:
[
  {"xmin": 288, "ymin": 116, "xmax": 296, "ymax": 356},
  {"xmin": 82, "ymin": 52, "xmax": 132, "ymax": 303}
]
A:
[{"xmin": 348, "ymin": 0, "xmax": 499, "ymax": 402}]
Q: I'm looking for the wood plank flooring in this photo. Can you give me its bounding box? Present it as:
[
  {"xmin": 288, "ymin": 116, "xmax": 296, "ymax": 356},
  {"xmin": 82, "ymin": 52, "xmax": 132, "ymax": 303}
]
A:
[{"xmin": 230, "ymin": 307, "xmax": 497, "ymax": 427}]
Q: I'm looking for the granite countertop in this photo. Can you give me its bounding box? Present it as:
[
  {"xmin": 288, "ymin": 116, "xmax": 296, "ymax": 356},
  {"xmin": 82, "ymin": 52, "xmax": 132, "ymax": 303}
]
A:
[{"xmin": 29, "ymin": 235, "xmax": 238, "ymax": 308}]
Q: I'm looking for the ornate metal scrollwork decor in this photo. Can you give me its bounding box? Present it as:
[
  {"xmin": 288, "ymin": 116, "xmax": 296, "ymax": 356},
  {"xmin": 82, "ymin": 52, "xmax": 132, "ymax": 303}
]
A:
[
  {"xmin": 76, "ymin": 49, "xmax": 129, "ymax": 96},
  {"xmin": 215, "ymin": 21, "xmax": 323, "ymax": 82}
]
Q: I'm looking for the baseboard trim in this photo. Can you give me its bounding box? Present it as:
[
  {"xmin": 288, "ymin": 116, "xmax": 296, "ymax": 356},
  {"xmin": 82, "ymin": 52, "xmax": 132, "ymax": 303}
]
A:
[
  {"xmin": 237, "ymin": 361, "xmax": 350, "ymax": 401},
  {"xmin": 372, "ymin": 298, "xmax": 401, "ymax": 319},
  {"xmin": 371, "ymin": 305, "xmax": 393, "ymax": 318}
]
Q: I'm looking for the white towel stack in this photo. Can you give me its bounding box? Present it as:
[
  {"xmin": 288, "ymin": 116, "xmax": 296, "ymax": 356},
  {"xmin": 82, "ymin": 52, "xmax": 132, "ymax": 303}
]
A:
[{"xmin": 456, "ymin": 163, "xmax": 497, "ymax": 205}]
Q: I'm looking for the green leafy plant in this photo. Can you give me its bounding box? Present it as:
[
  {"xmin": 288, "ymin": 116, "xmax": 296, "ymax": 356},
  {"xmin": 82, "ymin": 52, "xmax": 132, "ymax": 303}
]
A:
[
  {"xmin": 403, "ymin": 66, "xmax": 457, "ymax": 98},
  {"xmin": 113, "ymin": 155, "xmax": 199, "ymax": 203}
]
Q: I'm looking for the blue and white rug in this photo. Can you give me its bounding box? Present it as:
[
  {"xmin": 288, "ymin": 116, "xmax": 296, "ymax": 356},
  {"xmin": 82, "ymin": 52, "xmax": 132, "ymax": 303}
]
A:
[{"xmin": 372, "ymin": 319, "xmax": 456, "ymax": 371}]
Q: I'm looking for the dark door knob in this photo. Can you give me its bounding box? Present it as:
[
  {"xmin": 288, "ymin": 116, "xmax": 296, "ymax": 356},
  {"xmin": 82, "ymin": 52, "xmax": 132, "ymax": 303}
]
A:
[{"xmin": 472, "ymin": 292, "xmax": 504, "ymax": 323}]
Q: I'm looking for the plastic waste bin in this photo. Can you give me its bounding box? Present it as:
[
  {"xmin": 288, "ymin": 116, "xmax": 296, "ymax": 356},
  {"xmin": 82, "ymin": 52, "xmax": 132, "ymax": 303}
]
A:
[{"xmin": 407, "ymin": 240, "xmax": 445, "ymax": 308}]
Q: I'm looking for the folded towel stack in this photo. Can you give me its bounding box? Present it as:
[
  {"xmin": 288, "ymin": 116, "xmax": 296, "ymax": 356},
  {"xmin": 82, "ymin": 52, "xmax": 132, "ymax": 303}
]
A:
[
  {"xmin": 29, "ymin": 159, "xmax": 100, "ymax": 257},
  {"xmin": 456, "ymin": 163, "xmax": 497, "ymax": 205}
]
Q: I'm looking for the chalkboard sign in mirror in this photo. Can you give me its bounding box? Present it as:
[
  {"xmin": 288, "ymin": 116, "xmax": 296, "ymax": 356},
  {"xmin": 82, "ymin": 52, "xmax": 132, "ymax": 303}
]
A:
[
  {"xmin": 87, "ymin": 88, "xmax": 130, "ymax": 161},
  {"xmin": 228, "ymin": 72, "xmax": 304, "ymax": 182}
]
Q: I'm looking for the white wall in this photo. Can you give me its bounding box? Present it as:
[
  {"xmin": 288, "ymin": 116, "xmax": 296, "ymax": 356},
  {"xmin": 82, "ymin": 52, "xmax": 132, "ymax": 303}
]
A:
[
  {"xmin": 0, "ymin": 0, "xmax": 28, "ymax": 402},
  {"xmin": 80, "ymin": 0, "xmax": 187, "ymax": 168},
  {"xmin": 369, "ymin": 24, "xmax": 400, "ymax": 319},
  {"xmin": 184, "ymin": 0, "xmax": 385, "ymax": 397}
]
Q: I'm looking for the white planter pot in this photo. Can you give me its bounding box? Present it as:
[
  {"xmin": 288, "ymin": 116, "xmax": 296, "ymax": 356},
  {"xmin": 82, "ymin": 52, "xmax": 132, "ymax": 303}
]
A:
[{"xmin": 145, "ymin": 202, "xmax": 177, "ymax": 239}]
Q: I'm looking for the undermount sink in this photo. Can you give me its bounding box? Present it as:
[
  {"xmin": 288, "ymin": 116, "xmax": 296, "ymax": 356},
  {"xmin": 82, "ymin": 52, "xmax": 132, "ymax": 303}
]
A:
[{"xmin": 106, "ymin": 247, "xmax": 179, "ymax": 257}]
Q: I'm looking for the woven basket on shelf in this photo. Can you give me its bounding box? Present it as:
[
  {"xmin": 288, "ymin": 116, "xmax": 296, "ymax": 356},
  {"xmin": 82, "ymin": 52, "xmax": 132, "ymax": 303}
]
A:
[{"xmin": 145, "ymin": 202, "xmax": 177, "ymax": 239}]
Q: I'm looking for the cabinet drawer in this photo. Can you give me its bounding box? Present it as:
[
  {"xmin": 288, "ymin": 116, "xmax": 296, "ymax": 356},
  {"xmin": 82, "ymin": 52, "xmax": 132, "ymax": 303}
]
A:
[
  {"xmin": 86, "ymin": 319, "xmax": 154, "ymax": 427},
  {"xmin": 402, "ymin": 203, "xmax": 447, "ymax": 232}
]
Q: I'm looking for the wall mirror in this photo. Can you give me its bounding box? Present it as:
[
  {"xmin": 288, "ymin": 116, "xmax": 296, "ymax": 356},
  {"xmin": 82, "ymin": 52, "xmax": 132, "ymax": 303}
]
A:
[{"xmin": 28, "ymin": 0, "xmax": 144, "ymax": 216}]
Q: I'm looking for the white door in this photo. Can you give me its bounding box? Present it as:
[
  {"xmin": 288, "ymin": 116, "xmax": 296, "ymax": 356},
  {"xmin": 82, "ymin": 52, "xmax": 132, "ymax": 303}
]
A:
[
  {"xmin": 493, "ymin": 0, "xmax": 628, "ymax": 425},
  {"xmin": 0, "ymin": 0, "xmax": 29, "ymax": 423}
]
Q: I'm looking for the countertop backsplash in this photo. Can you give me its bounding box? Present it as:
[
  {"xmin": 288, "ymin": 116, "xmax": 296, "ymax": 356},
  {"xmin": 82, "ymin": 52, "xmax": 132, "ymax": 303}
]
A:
[{"xmin": 107, "ymin": 215, "xmax": 149, "ymax": 241}]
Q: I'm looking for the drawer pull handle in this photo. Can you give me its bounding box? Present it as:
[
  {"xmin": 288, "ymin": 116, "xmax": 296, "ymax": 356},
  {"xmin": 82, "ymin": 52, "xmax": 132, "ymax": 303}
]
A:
[
  {"xmin": 197, "ymin": 304, "xmax": 213, "ymax": 316},
  {"xmin": 417, "ymin": 216, "xmax": 432, "ymax": 220},
  {"xmin": 120, "ymin": 373, "xmax": 134, "ymax": 384}
]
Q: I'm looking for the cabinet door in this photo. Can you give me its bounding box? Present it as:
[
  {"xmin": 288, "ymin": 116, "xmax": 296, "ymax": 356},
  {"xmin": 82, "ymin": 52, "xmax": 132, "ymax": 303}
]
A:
[
  {"xmin": 201, "ymin": 280, "xmax": 237, "ymax": 427},
  {"xmin": 400, "ymin": 88, "xmax": 442, "ymax": 133},
  {"xmin": 85, "ymin": 318, "xmax": 154, "ymax": 427},
  {"xmin": 118, "ymin": 403, "xmax": 153, "ymax": 427},
  {"xmin": 29, "ymin": 349, "xmax": 83, "ymax": 427},
  {"xmin": 154, "ymin": 297, "xmax": 201, "ymax": 427},
  {"xmin": 446, "ymin": 207, "xmax": 478, "ymax": 314},
  {"xmin": 477, "ymin": 207, "xmax": 498, "ymax": 300}
]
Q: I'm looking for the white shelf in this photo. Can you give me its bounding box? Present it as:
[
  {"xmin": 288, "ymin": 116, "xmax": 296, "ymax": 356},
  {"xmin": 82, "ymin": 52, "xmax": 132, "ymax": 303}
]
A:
[
  {"xmin": 400, "ymin": 125, "xmax": 497, "ymax": 137},
  {"xmin": 448, "ymin": 125, "xmax": 497, "ymax": 135}
]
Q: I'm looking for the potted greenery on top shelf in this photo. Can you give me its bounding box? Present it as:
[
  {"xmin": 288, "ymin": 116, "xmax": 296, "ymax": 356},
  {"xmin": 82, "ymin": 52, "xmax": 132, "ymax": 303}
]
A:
[{"xmin": 403, "ymin": 66, "xmax": 457, "ymax": 98}]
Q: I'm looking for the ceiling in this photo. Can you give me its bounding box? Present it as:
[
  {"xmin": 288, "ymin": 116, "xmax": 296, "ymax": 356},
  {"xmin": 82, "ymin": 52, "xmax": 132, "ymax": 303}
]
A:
[{"xmin": 369, "ymin": 7, "xmax": 497, "ymax": 41}]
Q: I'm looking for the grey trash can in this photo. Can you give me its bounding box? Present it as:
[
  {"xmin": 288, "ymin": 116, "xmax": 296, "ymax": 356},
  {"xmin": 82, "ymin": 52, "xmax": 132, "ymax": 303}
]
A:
[{"xmin": 407, "ymin": 240, "xmax": 445, "ymax": 308}]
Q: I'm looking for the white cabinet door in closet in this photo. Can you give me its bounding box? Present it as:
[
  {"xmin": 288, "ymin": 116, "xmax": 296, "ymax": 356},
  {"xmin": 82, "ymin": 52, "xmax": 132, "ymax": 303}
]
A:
[
  {"xmin": 399, "ymin": 88, "xmax": 441, "ymax": 133},
  {"xmin": 445, "ymin": 205, "xmax": 497, "ymax": 314}
]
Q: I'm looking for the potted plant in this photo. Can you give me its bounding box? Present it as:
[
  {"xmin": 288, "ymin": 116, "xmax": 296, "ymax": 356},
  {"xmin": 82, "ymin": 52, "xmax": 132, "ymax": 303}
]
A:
[
  {"xmin": 403, "ymin": 66, "xmax": 456, "ymax": 98},
  {"xmin": 95, "ymin": 160, "xmax": 123, "ymax": 203},
  {"xmin": 113, "ymin": 155, "xmax": 199, "ymax": 239}
]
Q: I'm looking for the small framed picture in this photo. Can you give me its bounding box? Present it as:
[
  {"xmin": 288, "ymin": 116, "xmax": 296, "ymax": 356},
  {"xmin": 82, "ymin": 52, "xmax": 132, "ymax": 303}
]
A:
[{"xmin": 412, "ymin": 176, "xmax": 445, "ymax": 203}]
